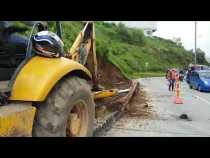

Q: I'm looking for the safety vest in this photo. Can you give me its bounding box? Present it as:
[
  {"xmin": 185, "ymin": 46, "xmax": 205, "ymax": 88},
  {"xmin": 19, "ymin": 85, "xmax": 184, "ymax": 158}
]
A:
[{"xmin": 171, "ymin": 71, "xmax": 176, "ymax": 80}]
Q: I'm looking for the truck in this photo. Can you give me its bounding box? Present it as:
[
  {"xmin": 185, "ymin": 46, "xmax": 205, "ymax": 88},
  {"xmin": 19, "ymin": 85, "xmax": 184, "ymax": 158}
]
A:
[{"xmin": 0, "ymin": 21, "xmax": 138, "ymax": 137}]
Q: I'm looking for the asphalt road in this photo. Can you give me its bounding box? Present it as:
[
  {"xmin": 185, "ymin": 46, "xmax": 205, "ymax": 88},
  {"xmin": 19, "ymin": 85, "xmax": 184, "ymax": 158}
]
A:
[{"xmin": 102, "ymin": 77, "xmax": 210, "ymax": 137}]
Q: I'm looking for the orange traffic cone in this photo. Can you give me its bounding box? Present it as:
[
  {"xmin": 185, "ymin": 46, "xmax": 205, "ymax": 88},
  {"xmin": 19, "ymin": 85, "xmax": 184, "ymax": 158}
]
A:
[{"xmin": 174, "ymin": 74, "xmax": 183, "ymax": 104}]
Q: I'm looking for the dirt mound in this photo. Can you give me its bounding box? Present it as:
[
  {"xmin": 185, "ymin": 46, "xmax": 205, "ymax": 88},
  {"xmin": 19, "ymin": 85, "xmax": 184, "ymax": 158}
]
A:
[
  {"xmin": 97, "ymin": 56, "xmax": 131, "ymax": 90},
  {"xmin": 96, "ymin": 55, "xmax": 155, "ymax": 119},
  {"xmin": 96, "ymin": 56, "xmax": 131, "ymax": 110},
  {"xmin": 125, "ymin": 88, "xmax": 154, "ymax": 119},
  {"xmin": 96, "ymin": 56, "xmax": 139, "ymax": 111}
]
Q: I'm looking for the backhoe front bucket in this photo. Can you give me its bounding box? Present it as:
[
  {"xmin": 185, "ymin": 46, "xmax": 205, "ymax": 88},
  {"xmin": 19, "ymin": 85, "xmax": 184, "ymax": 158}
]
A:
[{"xmin": 0, "ymin": 103, "xmax": 36, "ymax": 137}]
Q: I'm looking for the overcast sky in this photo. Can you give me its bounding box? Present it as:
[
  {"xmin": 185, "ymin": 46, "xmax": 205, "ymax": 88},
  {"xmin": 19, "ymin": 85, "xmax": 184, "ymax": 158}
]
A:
[{"xmin": 153, "ymin": 21, "xmax": 210, "ymax": 58}]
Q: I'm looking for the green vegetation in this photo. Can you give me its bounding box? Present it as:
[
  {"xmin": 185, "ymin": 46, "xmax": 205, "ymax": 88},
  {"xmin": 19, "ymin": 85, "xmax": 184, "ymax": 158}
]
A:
[
  {"xmin": 133, "ymin": 72, "xmax": 165, "ymax": 78},
  {"xmin": 17, "ymin": 21, "xmax": 210, "ymax": 79},
  {"xmin": 94, "ymin": 21, "xmax": 209, "ymax": 78}
]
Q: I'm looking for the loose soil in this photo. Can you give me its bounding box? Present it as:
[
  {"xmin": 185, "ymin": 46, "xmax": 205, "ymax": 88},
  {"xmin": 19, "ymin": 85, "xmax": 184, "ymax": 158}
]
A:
[
  {"xmin": 125, "ymin": 87, "xmax": 156, "ymax": 119},
  {"xmin": 97, "ymin": 56, "xmax": 131, "ymax": 90},
  {"xmin": 96, "ymin": 55, "xmax": 154, "ymax": 119}
]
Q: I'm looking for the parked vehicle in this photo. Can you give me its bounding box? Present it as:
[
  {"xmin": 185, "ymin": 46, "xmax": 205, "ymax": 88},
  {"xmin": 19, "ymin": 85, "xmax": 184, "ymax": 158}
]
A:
[
  {"xmin": 0, "ymin": 21, "xmax": 138, "ymax": 137},
  {"xmin": 186, "ymin": 70, "xmax": 192, "ymax": 83},
  {"xmin": 188, "ymin": 70, "xmax": 210, "ymax": 92},
  {"xmin": 186, "ymin": 64, "xmax": 208, "ymax": 84},
  {"xmin": 188, "ymin": 64, "xmax": 208, "ymax": 71}
]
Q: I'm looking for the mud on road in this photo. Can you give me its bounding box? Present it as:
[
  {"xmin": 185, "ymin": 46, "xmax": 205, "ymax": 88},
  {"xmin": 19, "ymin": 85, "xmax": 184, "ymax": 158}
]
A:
[
  {"xmin": 99, "ymin": 85, "xmax": 157, "ymax": 137},
  {"xmin": 125, "ymin": 87, "xmax": 156, "ymax": 119}
]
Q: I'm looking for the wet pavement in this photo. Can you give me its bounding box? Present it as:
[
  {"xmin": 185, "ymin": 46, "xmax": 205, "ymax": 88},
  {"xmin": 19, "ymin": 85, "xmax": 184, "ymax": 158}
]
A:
[{"xmin": 102, "ymin": 77, "xmax": 210, "ymax": 137}]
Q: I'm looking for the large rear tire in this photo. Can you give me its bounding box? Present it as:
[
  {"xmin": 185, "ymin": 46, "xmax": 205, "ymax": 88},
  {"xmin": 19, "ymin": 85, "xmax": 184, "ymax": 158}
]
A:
[{"xmin": 32, "ymin": 76, "xmax": 95, "ymax": 137}]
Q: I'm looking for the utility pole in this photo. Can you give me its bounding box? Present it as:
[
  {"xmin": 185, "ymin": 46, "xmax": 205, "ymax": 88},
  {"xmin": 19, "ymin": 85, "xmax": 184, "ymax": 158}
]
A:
[{"xmin": 194, "ymin": 21, "xmax": 197, "ymax": 64}]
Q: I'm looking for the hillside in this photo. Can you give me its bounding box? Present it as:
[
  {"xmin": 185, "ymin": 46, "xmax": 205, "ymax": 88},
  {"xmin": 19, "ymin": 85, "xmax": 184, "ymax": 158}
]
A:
[
  {"xmin": 94, "ymin": 22, "xmax": 209, "ymax": 78},
  {"xmin": 19, "ymin": 21, "xmax": 210, "ymax": 79}
]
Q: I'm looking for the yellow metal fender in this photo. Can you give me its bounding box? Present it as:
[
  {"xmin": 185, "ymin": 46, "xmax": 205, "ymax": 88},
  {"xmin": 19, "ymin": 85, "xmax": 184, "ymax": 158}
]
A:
[{"xmin": 9, "ymin": 56, "xmax": 92, "ymax": 101}]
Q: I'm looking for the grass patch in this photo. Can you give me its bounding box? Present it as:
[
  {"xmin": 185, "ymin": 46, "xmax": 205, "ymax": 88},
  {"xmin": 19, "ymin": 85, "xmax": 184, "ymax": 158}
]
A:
[{"xmin": 132, "ymin": 72, "xmax": 165, "ymax": 78}]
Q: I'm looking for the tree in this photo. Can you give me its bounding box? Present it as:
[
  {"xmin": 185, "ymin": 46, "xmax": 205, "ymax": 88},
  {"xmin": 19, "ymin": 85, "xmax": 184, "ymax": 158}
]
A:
[
  {"xmin": 196, "ymin": 48, "xmax": 209, "ymax": 65},
  {"xmin": 116, "ymin": 22, "xmax": 131, "ymax": 42}
]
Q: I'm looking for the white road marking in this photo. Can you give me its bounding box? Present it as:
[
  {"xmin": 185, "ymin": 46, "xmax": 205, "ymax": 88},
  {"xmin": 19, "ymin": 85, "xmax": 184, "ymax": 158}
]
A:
[
  {"xmin": 183, "ymin": 86, "xmax": 210, "ymax": 105},
  {"xmin": 190, "ymin": 93, "xmax": 210, "ymax": 105}
]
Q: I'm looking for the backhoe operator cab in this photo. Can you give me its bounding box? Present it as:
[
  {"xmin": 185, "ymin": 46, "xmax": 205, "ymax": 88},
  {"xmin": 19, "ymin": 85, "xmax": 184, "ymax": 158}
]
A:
[{"xmin": 0, "ymin": 21, "xmax": 95, "ymax": 137}]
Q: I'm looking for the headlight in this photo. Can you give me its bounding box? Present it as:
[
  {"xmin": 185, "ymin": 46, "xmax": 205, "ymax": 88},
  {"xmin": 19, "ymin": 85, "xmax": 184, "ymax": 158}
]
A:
[{"xmin": 204, "ymin": 80, "xmax": 208, "ymax": 85}]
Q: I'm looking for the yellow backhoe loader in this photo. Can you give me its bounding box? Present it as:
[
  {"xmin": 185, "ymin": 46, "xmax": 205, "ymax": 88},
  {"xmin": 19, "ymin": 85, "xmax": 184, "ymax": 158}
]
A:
[{"xmin": 0, "ymin": 21, "xmax": 138, "ymax": 137}]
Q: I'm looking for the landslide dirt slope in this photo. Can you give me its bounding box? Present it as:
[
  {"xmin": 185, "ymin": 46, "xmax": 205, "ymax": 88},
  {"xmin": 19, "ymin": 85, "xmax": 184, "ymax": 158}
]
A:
[
  {"xmin": 97, "ymin": 56, "xmax": 131, "ymax": 90},
  {"xmin": 97, "ymin": 56, "xmax": 148, "ymax": 114}
]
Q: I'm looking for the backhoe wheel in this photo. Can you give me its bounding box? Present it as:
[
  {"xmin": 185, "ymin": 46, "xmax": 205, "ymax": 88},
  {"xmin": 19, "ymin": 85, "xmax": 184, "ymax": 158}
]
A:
[{"xmin": 32, "ymin": 76, "xmax": 95, "ymax": 137}]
